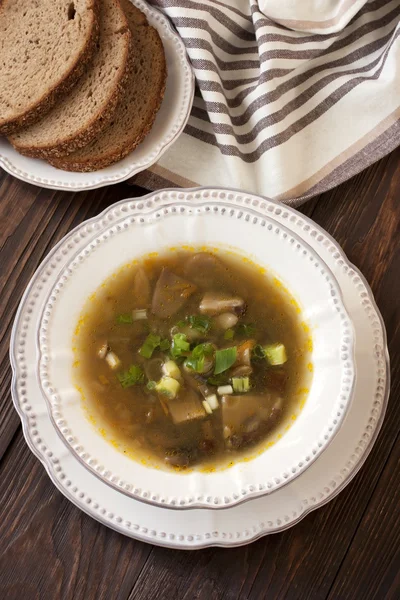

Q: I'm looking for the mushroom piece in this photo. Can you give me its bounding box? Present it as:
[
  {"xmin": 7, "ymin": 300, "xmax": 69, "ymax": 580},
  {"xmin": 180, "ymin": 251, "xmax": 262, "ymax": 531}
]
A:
[
  {"xmin": 236, "ymin": 340, "xmax": 256, "ymax": 366},
  {"xmin": 97, "ymin": 342, "xmax": 109, "ymax": 359},
  {"xmin": 221, "ymin": 393, "xmax": 282, "ymax": 448},
  {"xmin": 164, "ymin": 451, "xmax": 191, "ymax": 468},
  {"xmin": 184, "ymin": 252, "xmax": 231, "ymax": 288},
  {"xmin": 133, "ymin": 267, "xmax": 151, "ymax": 306},
  {"xmin": 167, "ymin": 388, "xmax": 207, "ymax": 424},
  {"xmin": 182, "ymin": 371, "xmax": 213, "ymax": 400},
  {"xmin": 230, "ymin": 364, "xmax": 253, "ymax": 378},
  {"xmin": 199, "ymin": 291, "xmax": 245, "ymax": 316},
  {"xmin": 170, "ymin": 324, "xmax": 203, "ymax": 342},
  {"xmin": 152, "ymin": 268, "xmax": 197, "ymax": 318},
  {"xmin": 212, "ymin": 312, "xmax": 239, "ymax": 330}
]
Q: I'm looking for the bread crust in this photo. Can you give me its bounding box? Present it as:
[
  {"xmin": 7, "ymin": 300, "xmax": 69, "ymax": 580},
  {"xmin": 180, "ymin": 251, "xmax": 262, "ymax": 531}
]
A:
[
  {"xmin": 0, "ymin": 0, "xmax": 100, "ymax": 136},
  {"xmin": 48, "ymin": 23, "xmax": 167, "ymax": 172},
  {"xmin": 9, "ymin": 1, "xmax": 133, "ymax": 158}
]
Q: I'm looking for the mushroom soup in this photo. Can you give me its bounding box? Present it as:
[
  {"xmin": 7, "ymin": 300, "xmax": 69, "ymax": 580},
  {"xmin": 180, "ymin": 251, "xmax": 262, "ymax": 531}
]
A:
[{"xmin": 74, "ymin": 249, "xmax": 312, "ymax": 470}]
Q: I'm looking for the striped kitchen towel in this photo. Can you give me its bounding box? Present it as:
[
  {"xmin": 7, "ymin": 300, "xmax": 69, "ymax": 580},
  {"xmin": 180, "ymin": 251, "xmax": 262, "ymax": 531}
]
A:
[{"xmin": 133, "ymin": 0, "xmax": 400, "ymax": 206}]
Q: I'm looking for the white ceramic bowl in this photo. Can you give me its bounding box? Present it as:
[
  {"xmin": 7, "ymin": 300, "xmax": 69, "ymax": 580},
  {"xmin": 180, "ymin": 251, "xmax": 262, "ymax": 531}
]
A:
[
  {"xmin": 0, "ymin": 0, "xmax": 194, "ymax": 191},
  {"xmin": 37, "ymin": 190, "xmax": 355, "ymax": 509}
]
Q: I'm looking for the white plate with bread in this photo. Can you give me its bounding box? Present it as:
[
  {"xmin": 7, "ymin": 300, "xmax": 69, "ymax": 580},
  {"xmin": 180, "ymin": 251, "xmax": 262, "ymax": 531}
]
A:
[{"xmin": 0, "ymin": 0, "xmax": 194, "ymax": 190}]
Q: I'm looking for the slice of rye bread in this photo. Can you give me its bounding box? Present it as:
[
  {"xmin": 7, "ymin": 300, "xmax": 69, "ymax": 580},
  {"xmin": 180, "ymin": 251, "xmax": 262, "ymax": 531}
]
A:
[
  {"xmin": 49, "ymin": 2, "xmax": 166, "ymax": 172},
  {"xmin": 0, "ymin": 0, "xmax": 100, "ymax": 135},
  {"xmin": 9, "ymin": 0, "xmax": 132, "ymax": 159}
]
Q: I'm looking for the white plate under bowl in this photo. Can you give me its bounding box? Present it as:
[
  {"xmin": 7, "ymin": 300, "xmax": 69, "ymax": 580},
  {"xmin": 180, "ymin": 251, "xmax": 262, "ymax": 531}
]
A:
[
  {"xmin": 10, "ymin": 188, "xmax": 389, "ymax": 548},
  {"xmin": 0, "ymin": 0, "xmax": 194, "ymax": 191},
  {"xmin": 37, "ymin": 194, "xmax": 355, "ymax": 509}
]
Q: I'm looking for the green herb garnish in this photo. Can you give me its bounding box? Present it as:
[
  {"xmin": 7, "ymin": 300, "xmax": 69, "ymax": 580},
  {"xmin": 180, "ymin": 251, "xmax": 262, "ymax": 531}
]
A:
[
  {"xmin": 146, "ymin": 380, "xmax": 157, "ymax": 390},
  {"xmin": 184, "ymin": 355, "xmax": 205, "ymax": 373},
  {"xmin": 184, "ymin": 342, "xmax": 214, "ymax": 373},
  {"xmin": 159, "ymin": 338, "xmax": 171, "ymax": 351},
  {"xmin": 207, "ymin": 373, "xmax": 230, "ymax": 386},
  {"xmin": 170, "ymin": 333, "xmax": 190, "ymax": 359},
  {"xmin": 192, "ymin": 342, "xmax": 214, "ymax": 358},
  {"xmin": 117, "ymin": 364, "xmax": 144, "ymax": 388},
  {"xmin": 236, "ymin": 323, "xmax": 256, "ymax": 337},
  {"xmin": 139, "ymin": 333, "xmax": 161, "ymax": 359},
  {"xmin": 214, "ymin": 347, "xmax": 237, "ymax": 374},
  {"xmin": 188, "ymin": 315, "xmax": 212, "ymax": 333},
  {"xmin": 252, "ymin": 344, "xmax": 266, "ymax": 361},
  {"xmin": 116, "ymin": 313, "xmax": 133, "ymax": 324},
  {"xmin": 139, "ymin": 333, "xmax": 170, "ymax": 358},
  {"xmin": 224, "ymin": 328, "xmax": 234, "ymax": 340}
]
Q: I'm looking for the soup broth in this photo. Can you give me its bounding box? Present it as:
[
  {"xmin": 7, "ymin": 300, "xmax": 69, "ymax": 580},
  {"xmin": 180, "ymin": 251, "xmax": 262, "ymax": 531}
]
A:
[{"xmin": 74, "ymin": 249, "xmax": 312, "ymax": 470}]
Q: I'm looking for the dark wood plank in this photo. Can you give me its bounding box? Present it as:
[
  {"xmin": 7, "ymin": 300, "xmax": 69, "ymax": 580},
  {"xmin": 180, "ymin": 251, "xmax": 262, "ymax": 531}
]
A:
[
  {"xmin": 0, "ymin": 175, "xmax": 146, "ymax": 459},
  {"xmin": 327, "ymin": 434, "xmax": 400, "ymax": 600},
  {"xmin": 0, "ymin": 426, "xmax": 152, "ymax": 600}
]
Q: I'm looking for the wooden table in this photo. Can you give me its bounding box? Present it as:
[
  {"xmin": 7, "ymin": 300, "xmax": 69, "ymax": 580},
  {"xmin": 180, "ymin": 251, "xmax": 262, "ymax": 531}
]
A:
[{"xmin": 0, "ymin": 153, "xmax": 399, "ymax": 600}]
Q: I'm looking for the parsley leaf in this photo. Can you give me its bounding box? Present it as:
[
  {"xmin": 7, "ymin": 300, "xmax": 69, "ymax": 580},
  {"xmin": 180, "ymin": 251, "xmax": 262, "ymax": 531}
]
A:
[
  {"xmin": 116, "ymin": 314, "xmax": 133, "ymax": 324},
  {"xmin": 117, "ymin": 364, "xmax": 144, "ymax": 388}
]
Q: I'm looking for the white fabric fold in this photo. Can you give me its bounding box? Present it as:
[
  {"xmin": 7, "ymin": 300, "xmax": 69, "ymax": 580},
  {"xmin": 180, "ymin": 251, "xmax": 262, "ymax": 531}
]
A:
[
  {"xmin": 258, "ymin": 0, "xmax": 369, "ymax": 34},
  {"xmin": 133, "ymin": 0, "xmax": 400, "ymax": 206}
]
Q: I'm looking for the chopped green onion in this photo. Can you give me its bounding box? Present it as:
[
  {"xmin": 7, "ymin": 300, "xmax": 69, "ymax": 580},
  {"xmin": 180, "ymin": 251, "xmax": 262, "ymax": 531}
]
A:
[
  {"xmin": 224, "ymin": 328, "xmax": 235, "ymax": 340},
  {"xmin": 162, "ymin": 360, "xmax": 181, "ymax": 379},
  {"xmin": 117, "ymin": 364, "xmax": 144, "ymax": 388},
  {"xmin": 202, "ymin": 400, "xmax": 213, "ymax": 415},
  {"xmin": 139, "ymin": 333, "xmax": 161, "ymax": 359},
  {"xmin": 206, "ymin": 394, "xmax": 219, "ymax": 410},
  {"xmin": 184, "ymin": 355, "xmax": 205, "ymax": 373},
  {"xmin": 217, "ymin": 385, "xmax": 233, "ymax": 395},
  {"xmin": 184, "ymin": 343, "xmax": 215, "ymax": 373},
  {"xmin": 188, "ymin": 314, "xmax": 212, "ymax": 333},
  {"xmin": 232, "ymin": 377, "xmax": 250, "ymax": 393},
  {"xmin": 192, "ymin": 342, "xmax": 214, "ymax": 358},
  {"xmin": 132, "ymin": 309, "xmax": 148, "ymax": 321},
  {"xmin": 252, "ymin": 344, "xmax": 266, "ymax": 361},
  {"xmin": 159, "ymin": 338, "xmax": 170, "ymax": 351},
  {"xmin": 155, "ymin": 376, "xmax": 181, "ymax": 399},
  {"xmin": 116, "ymin": 314, "xmax": 133, "ymax": 324},
  {"xmin": 170, "ymin": 333, "xmax": 190, "ymax": 359},
  {"xmin": 264, "ymin": 343, "xmax": 287, "ymax": 365},
  {"xmin": 146, "ymin": 380, "xmax": 157, "ymax": 390},
  {"xmin": 236, "ymin": 323, "xmax": 256, "ymax": 337},
  {"xmin": 139, "ymin": 333, "xmax": 170, "ymax": 358},
  {"xmin": 214, "ymin": 347, "xmax": 237, "ymax": 374}
]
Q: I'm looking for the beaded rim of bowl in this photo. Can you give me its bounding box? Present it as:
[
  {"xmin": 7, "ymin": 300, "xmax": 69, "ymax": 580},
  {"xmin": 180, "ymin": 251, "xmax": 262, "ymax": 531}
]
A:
[{"xmin": 37, "ymin": 192, "xmax": 354, "ymax": 509}]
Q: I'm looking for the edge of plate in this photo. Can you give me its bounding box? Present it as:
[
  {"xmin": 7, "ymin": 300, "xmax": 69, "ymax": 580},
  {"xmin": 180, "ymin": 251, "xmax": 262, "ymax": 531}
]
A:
[{"xmin": 9, "ymin": 187, "xmax": 390, "ymax": 548}]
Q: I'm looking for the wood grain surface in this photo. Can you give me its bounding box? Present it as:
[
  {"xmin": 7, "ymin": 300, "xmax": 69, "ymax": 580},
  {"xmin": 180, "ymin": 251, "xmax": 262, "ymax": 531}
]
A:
[{"xmin": 0, "ymin": 151, "xmax": 398, "ymax": 600}]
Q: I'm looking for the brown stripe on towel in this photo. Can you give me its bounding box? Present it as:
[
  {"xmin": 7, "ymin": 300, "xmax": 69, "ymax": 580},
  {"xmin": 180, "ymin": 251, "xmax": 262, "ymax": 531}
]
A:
[
  {"xmin": 130, "ymin": 164, "xmax": 198, "ymax": 190},
  {"xmin": 192, "ymin": 20, "xmax": 399, "ymax": 124},
  {"xmin": 183, "ymin": 27, "xmax": 400, "ymax": 161},
  {"xmin": 153, "ymin": 0, "xmax": 255, "ymax": 40},
  {"xmin": 192, "ymin": 31, "xmax": 399, "ymax": 145}
]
